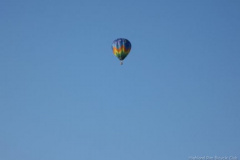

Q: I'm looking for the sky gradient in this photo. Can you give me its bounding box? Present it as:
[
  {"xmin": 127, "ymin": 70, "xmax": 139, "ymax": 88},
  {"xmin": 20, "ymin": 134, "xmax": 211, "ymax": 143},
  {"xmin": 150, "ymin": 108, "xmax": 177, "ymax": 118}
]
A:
[{"xmin": 1, "ymin": 0, "xmax": 240, "ymax": 160}]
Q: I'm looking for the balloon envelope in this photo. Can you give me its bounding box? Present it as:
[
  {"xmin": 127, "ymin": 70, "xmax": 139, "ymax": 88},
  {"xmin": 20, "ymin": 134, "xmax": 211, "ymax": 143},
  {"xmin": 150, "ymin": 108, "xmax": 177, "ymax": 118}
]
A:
[{"xmin": 112, "ymin": 38, "xmax": 131, "ymax": 61}]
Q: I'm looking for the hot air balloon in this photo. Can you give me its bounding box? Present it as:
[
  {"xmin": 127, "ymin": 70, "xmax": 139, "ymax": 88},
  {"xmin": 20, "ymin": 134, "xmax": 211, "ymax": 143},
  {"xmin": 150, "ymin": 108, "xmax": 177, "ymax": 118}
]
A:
[{"xmin": 112, "ymin": 38, "xmax": 131, "ymax": 65}]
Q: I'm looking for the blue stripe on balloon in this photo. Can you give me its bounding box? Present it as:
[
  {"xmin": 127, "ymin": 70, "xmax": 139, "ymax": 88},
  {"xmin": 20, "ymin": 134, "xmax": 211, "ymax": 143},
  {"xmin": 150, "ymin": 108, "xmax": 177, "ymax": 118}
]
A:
[{"xmin": 112, "ymin": 38, "xmax": 131, "ymax": 49}]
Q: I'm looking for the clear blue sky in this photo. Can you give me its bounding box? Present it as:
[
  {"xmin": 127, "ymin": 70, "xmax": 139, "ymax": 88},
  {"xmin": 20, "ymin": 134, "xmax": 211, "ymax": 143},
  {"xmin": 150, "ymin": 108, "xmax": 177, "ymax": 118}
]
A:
[{"xmin": 1, "ymin": 0, "xmax": 240, "ymax": 160}]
